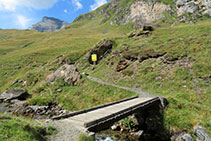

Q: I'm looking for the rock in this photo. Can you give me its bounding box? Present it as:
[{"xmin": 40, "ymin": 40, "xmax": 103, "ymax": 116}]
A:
[
  {"xmin": 111, "ymin": 123, "xmax": 120, "ymax": 130},
  {"xmin": 176, "ymin": 0, "xmax": 211, "ymax": 16},
  {"xmin": 0, "ymin": 88, "xmax": 29, "ymax": 102},
  {"xmin": 128, "ymin": 26, "xmax": 153, "ymax": 38},
  {"xmin": 57, "ymin": 88, "xmax": 62, "ymax": 92},
  {"xmin": 194, "ymin": 126, "xmax": 211, "ymax": 141},
  {"xmin": 136, "ymin": 30, "xmax": 151, "ymax": 37},
  {"xmin": 116, "ymin": 59, "xmax": 129, "ymax": 72},
  {"xmin": 128, "ymin": 31, "xmax": 137, "ymax": 38},
  {"xmin": 88, "ymin": 39, "xmax": 113, "ymax": 64},
  {"xmin": 171, "ymin": 132, "xmax": 193, "ymax": 141},
  {"xmin": 129, "ymin": 1, "xmax": 170, "ymax": 27},
  {"xmin": 10, "ymin": 80, "xmax": 18, "ymax": 86},
  {"xmin": 131, "ymin": 130, "xmax": 144, "ymax": 137},
  {"xmin": 46, "ymin": 64, "xmax": 82, "ymax": 86},
  {"xmin": 31, "ymin": 16, "xmax": 68, "ymax": 32}
]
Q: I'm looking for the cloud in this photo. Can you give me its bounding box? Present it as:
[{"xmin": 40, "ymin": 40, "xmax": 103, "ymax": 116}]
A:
[
  {"xmin": 0, "ymin": 0, "xmax": 58, "ymax": 11},
  {"xmin": 64, "ymin": 9, "xmax": 68, "ymax": 13},
  {"xmin": 15, "ymin": 15, "xmax": 32, "ymax": 29},
  {"xmin": 90, "ymin": 0, "xmax": 107, "ymax": 11},
  {"xmin": 72, "ymin": 0, "xmax": 83, "ymax": 10}
]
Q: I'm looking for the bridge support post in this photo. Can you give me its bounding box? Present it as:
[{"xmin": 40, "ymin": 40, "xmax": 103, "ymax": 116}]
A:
[{"xmin": 134, "ymin": 102, "xmax": 170, "ymax": 140}]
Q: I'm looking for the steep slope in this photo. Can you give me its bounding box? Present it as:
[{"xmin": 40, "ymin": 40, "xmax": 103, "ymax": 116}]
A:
[
  {"xmin": 0, "ymin": 0, "xmax": 210, "ymax": 139},
  {"xmin": 31, "ymin": 16, "xmax": 68, "ymax": 32}
]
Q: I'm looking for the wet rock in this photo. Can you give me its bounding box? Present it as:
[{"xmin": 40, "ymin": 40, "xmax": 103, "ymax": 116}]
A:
[
  {"xmin": 88, "ymin": 39, "xmax": 113, "ymax": 64},
  {"xmin": 0, "ymin": 88, "xmax": 29, "ymax": 102},
  {"xmin": 194, "ymin": 126, "xmax": 211, "ymax": 141},
  {"xmin": 46, "ymin": 64, "xmax": 82, "ymax": 86},
  {"xmin": 171, "ymin": 132, "xmax": 193, "ymax": 141},
  {"xmin": 116, "ymin": 59, "xmax": 129, "ymax": 72}
]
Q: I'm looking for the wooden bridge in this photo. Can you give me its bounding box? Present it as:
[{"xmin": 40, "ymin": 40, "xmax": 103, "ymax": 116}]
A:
[{"xmin": 53, "ymin": 96, "xmax": 165, "ymax": 132}]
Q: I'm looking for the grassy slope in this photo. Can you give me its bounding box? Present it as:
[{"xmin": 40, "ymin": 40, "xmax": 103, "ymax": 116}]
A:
[
  {"xmin": 0, "ymin": 15, "xmax": 136, "ymax": 110},
  {"xmin": 0, "ymin": 0, "xmax": 210, "ymax": 137},
  {"xmin": 0, "ymin": 113, "xmax": 55, "ymax": 141},
  {"xmin": 84, "ymin": 20, "xmax": 211, "ymax": 135}
]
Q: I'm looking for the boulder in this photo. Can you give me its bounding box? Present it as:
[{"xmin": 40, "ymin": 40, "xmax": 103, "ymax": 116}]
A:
[
  {"xmin": 88, "ymin": 39, "xmax": 113, "ymax": 64},
  {"xmin": 194, "ymin": 126, "xmax": 211, "ymax": 141},
  {"xmin": 46, "ymin": 64, "xmax": 82, "ymax": 85},
  {"xmin": 0, "ymin": 88, "xmax": 29, "ymax": 102}
]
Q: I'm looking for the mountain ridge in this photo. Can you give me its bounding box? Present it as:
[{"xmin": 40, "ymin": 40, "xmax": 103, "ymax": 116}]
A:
[{"xmin": 31, "ymin": 16, "xmax": 68, "ymax": 32}]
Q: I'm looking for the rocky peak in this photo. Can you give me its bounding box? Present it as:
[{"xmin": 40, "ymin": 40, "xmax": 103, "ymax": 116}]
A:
[{"xmin": 31, "ymin": 16, "xmax": 68, "ymax": 32}]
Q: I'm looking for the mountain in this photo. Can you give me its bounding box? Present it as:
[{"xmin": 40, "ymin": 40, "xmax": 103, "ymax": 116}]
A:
[
  {"xmin": 31, "ymin": 16, "xmax": 68, "ymax": 32},
  {"xmin": 73, "ymin": 0, "xmax": 211, "ymax": 28}
]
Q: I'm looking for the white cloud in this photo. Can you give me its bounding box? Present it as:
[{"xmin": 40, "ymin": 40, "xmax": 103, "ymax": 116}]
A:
[
  {"xmin": 0, "ymin": 0, "xmax": 58, "ymax": 11},
  {"xmin": 15, "ymin": 15, "xmax": 32, "ymax": 29},
  {"xmin": 90, "ymin": 0, "xmax": 107, "ymax": 11},
  {"xmin": 64, "ymin": 9, "xmax": 68, "ymax": 13},
  {"xmin": 72, "ymin": 0, "xmax": 83, "ymax": 10}
]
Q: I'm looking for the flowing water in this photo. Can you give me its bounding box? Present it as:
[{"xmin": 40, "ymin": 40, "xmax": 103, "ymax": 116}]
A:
[{"xmin": 95, "ymin": 130, "xmax": 140, "ymax": 141}]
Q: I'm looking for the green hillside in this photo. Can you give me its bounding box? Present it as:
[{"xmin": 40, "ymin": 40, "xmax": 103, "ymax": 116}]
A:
[{"xmin": 0, "ymin": 0, "xmax": 211, "ymax": 139}]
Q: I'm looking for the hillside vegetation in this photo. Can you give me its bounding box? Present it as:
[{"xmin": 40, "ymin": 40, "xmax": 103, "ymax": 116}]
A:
[
  {"xmin": 0, "ymin": 113, "xmax": 55, "ymax": 141},
  {"xmin": 0, "ymin": 0, "xmax": 210, "ymax": 138}
]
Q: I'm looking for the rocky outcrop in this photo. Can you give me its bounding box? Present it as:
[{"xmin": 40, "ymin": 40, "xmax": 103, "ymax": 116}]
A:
[
  {"xmin": 116, "ymin": 59, "xmax": 129, "ymax": 72},
  {"xmin": 88, "ymin": 39, "xmax": 113, "ymax": 64},
  {"xmin": 194, "ymin": 126, "xmax": 211, "ymax": 141},
  {"xmin": 176, "ymin": 0, "xmax": 211, "ymax": 16},
  {"xmin": 46, "ymin": 64, "xmax": 82, "ymax": 85},
  {"xmin": 106, "ymin": 0, "xmax": 171, "ymax": 28},
  {"xmin": 0, "ymin": 88, "xmax": 29, "ymax": 102},
  {"xmin": 31, "ymin": 16, "xmax": 68, "ymax": 32},
  {"xmin": 130, "ymin": 1, "xmax": 170, "ymax": 25}
]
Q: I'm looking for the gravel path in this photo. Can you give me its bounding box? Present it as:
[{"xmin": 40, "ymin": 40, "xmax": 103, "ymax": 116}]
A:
[
  {"xmin": 87, "ymin": 75, "xmax": 151, "ymax": 97},
  {"xmin": 45, "ymin": 119, "xmax": 84, "ymax": 141}
]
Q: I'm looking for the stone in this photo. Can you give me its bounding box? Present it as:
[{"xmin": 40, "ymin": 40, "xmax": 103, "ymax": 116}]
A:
[
  {"xmin": 116, "ymin": 59, "xmax": 129, "ymax": 72},
  {"xmin": 10, "ymin": 80, "xmax": 18, "ymax": 86},
  {"xmin": 88, "ymin": 39, "xmax": 113, "ymax": 64},
  {"xmin": 131, "ymin": 130, "xmax": 143, "ymax": 137},
  {"xmin": 171, "ymin": 132, "xmax": 193, "ymax": 141},
  {"xmin": 128, "ymin": 31, "xmax": 137, "ymax": 38},
  {"xmin": 194, "ymin": 126, "xmax": 211, "ymax": 141},
  {"xmin": 57, "ymin": 88, "xmax": 62, "ymax": 92},
  {"xmin": 111, "ymin": 123, "xmax": 120, "ymax": 130},
  {"xmin": 0, "ymin": 88, "xmax": 29, "ymax": 102},
  {"xmin": 46, "ymin": 64, "xmax": 82, "ymax": 86}
]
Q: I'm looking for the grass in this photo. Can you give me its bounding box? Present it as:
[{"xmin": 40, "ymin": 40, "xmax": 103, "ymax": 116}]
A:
[
  {"xmin": 0, "ymin": 113, "xmax": 55, "ymax": 141},
  {"xmin": 0, "ymin": 0, "xmax": 210, "ymax": 138},
  {"xmin": 28, "ymin": 76, "xmax": 137, "ymax": 111},
  {"xmin": 78, "ymin": 134, "xmax": 94, "ymax": 141}
]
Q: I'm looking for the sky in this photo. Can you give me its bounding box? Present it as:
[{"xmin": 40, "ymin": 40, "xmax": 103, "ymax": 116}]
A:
[{"xmin": 0, "ymin": 0, "xmax": 109, "ymax": 29}]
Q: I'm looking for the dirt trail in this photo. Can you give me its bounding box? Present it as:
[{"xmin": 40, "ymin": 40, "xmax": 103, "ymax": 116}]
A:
[{"xmin": 87, "ymin": 75, "xmax": 151, "ymax": 97}]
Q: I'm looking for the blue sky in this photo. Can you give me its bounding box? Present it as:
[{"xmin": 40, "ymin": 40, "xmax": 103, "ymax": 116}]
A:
[{"xmin": 0, "ymin": 0, "xmax": 109, "ymax": 29}]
